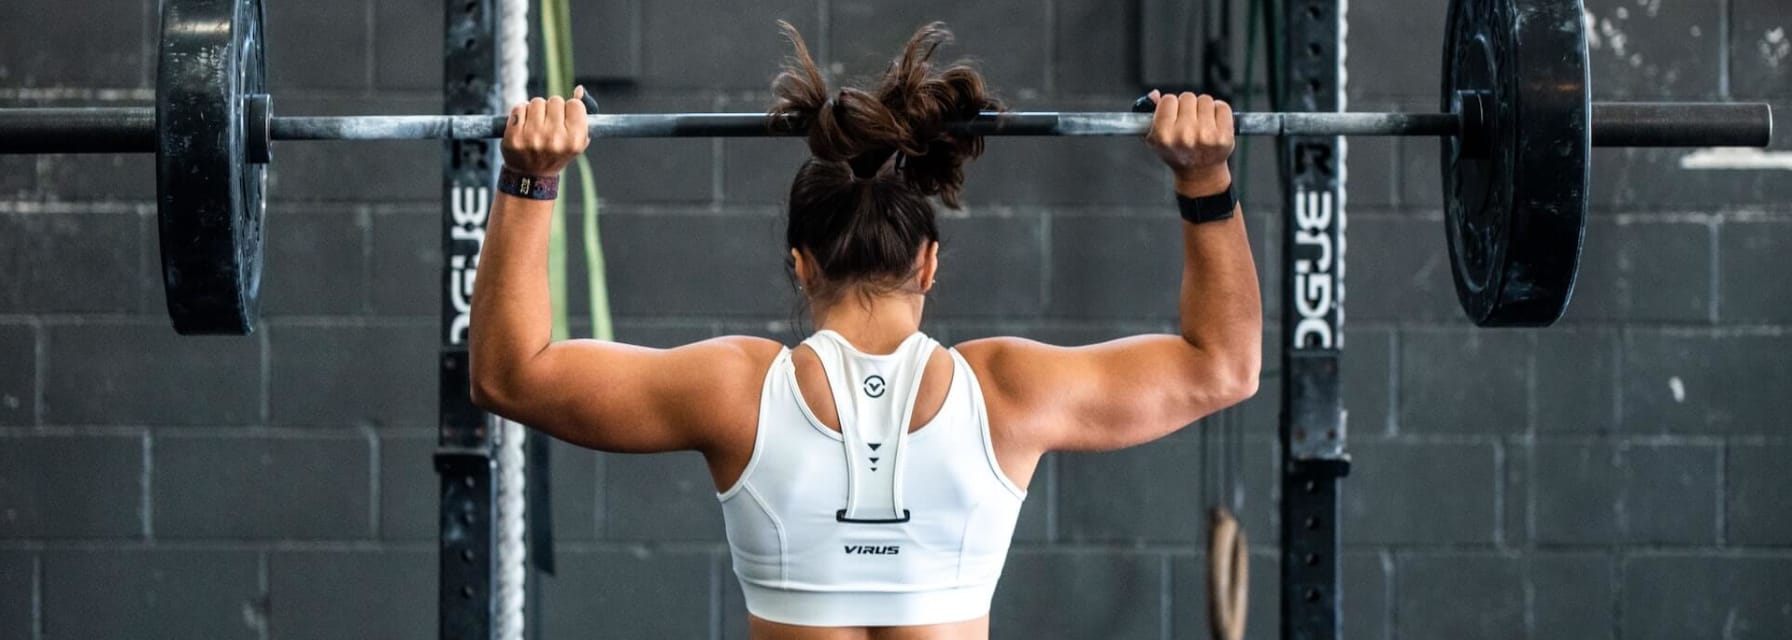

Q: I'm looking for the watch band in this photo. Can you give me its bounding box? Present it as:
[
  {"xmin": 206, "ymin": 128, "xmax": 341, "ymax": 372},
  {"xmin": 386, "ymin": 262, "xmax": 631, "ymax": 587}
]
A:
[
  {"xmin": 1176, "ymin": 185, "xmax": 1237, "ymax": 224},
  {"xmin": 497, "ymin": 167, "xmax": 560, "ymax": 200}
]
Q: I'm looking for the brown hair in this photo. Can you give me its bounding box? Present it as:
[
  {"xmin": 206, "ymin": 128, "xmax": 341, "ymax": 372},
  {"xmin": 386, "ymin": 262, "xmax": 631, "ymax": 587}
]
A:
[{"xmin": 769, "ymin": 20, "xmax": 1001, "ymax": 304}]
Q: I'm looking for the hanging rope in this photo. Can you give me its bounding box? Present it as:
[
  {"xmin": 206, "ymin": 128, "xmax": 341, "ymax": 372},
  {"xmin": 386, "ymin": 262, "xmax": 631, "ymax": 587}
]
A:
[{"xmin": 494, "ymin": 0, "xmax": 531, "ymax": 638}]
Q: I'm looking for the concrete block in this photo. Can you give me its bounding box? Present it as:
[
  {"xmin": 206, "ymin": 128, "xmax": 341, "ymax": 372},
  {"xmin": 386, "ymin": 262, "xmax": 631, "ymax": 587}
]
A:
[
  {"xmin": 1564, "ymin": 218, "xmax": 1711, "ymax": 323},
  {"xmin": 373, "ymin": 0, "xmax": 441, "ymax": 92},
  {"xmin": 268, "ymin": 322, "xmax": 436, "ymax": 428},
  {"xmin": 1533, "ymin": 329, "xmax": 1620, "ymax": 434},
  {"xmin": 0, "ymin": 323, "xmax": 35, "ymax": 425},
  {"xmin": 1533, "ymin": 552, "xmax": 1616, "ymax": 640},
  {"xmin": 639, "ymin": 0, "xmax": 818, "ymax": 90},
  {"xmin": 154, "ymin": 433, "xmax": 373, "ymax": 539},
  {"xmin": 1582, "ymin": 0, "xmax": 1723, "ymax": 99},
  {"xmin": 1727, "ymin": 442, "xmax": 1792, "ymax": 545},
  {"xmin": 931, "ymin": 214, "xmax": 1045, "ymax": 318},
  {"xmin": 603, "ymin": 451, "xmax": 724, "ymax": 542},
  {"xmin": 0, "ymin": 212, "xmax": 144, "ymax": 314},
  {"xmin": 540, "ymin": 547, "xmax": 713, "ymax": 639},
  {"xmin": 830, "ymin": 0, "xmax": 1047, "ymax": 95},
  {"xmin": 0, "ymin": 0, "xmax": 147, "ymax": 88},
  {"xmin": 40, "ymin": 550, "xmax": 261, "ymax": 640},
  {"xmin": 44, "ymin": 321, "xmax": 261, "ymax": 425},
  {"xmin": 1398, "ymin": 328, "xmax": 1528, "ymax": 435},
  {"xmin": 269, "ymin": 549, "xmax": 432, "ymax": 640},
  {"xmin": 1533, "ymin": 441, "xmax": 1720, "ymax": 545},
  {"xmin": 0, "ymin": 552, "xmax": 28, "ymax": 640},
  {"xmin": 1394, "ymin": 552, "xmax": 1523, "ymax": 640},
  {"xmin": 1342, "ymin": 440, "xmax": 1498, "ymax": 545},
  {"xmin": 1622, "ymin": 554, "xmax": 1792, "ymax": 640},
  {"xmin": 597, "ymin": 211, "xmax": 791, "ymax": 317},
  {"xmin": 265, "ymin": 0, "xmax": 369, "ymax": 91},
  {"xmin": 0, "ymin": 433, "xmax": 142, "ymax": 538},
  {"xmin": 1621, "ymin": 331, "xmax": 1792, "ymax": 434},
  {"xmin": 1046, "ymin": 214, "xmax": 1182, "ymax": 320},
  {"xmin": 262, "ymin": 209, "xmax": 369, "ymax": 316},
  {"xmin": 368, "ymin": 210, "xmax": 442, "ymax": 316},
  {"xmin": 1344, "ymin": 217, "xmax": 1459, "ymax": 322},
  {"xmin": 1729, "ymin": 0, "xmax": 1792, "ymax": 99},
  {"xmin": 38, "ymin": 154, "xmax": 155, "ymax": 201},
  {"xmin": 992, "ymin": 550, "xmax": 1162, "ymax": 640},
  {"xmin": 1719, "ymin": 220, "xmax": 1792, "ymax": 324}
]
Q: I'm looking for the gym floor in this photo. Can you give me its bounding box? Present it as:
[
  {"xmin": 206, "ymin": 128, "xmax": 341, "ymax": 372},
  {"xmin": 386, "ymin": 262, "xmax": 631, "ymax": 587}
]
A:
[{"xmin": 1, "ymin": 0, "xmax": 1790, "ymax": 638}]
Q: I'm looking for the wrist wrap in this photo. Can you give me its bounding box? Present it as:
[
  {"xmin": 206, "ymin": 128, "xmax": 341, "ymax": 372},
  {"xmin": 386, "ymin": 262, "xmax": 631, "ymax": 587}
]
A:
[
  {"xmin": 1176, "ymin": 185, "xmax": 1237, "ymax": 224},
  {"xmin": 497, "ymin": 167, "xmax": 559, "ymax": 200}
]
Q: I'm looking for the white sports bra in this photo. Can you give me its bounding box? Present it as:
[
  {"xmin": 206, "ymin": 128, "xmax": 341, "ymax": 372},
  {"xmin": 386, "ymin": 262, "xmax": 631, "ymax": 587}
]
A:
[{"xmin": 717, "ymin": 330, "xmax": 1027, "ymax": 627}]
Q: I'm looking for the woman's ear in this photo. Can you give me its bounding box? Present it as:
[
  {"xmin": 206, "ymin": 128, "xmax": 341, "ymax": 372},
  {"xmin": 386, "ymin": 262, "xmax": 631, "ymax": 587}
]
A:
[
  {"xmin": 790, "ymin": 248, "xmax": 810, "ymax": 291},
  {"xmin": 919, "ymin": 241, "xmax": 940, "ymax": 292}
]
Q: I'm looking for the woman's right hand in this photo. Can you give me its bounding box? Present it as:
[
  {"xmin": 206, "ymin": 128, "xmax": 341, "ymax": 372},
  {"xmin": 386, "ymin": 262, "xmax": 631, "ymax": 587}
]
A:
[
  {"xmin": 500, "ymin": 85, "xmax": 592, "ymax": 177},
  {"xmin": 1143, "ymin": 90, "xmax": 1236, "ymax": 196}
]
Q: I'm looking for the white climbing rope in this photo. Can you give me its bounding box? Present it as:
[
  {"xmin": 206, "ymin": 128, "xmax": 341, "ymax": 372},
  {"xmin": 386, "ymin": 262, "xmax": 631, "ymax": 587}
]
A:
[{"xmin": 495, "ymin": 0, "xmax": 530, "ymax": 638}]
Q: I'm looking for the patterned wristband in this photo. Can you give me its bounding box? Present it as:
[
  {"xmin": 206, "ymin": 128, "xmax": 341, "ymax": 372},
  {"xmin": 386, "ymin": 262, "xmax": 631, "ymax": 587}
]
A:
[{"xmin": 497, "ymin": 167, "xmax": 559, "ymax": 200}]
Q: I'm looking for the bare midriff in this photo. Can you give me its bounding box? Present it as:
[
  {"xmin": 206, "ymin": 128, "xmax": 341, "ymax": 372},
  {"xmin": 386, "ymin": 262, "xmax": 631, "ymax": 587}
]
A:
[{"xmin": 748, "ymin": 614, "xmax": 990, "ymax": 640}]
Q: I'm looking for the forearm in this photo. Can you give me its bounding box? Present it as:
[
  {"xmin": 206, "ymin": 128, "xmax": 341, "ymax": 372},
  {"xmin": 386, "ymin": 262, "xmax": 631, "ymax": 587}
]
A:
[
  {"xmin": 468, "ymin": 193, "xmax": 557, "ymax": 398},
  {"xmin": 1176, "ymin": 177, "xmax": 1263, "ymax": 379}
]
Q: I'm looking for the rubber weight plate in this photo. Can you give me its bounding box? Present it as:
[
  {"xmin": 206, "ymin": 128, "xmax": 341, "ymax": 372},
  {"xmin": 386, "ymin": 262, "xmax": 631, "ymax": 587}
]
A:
[
  {"xmin": 156, "ymin": 0, "xmax": 267, "ymax": 335},
  {"xmin": 1440, "ymin": 0, "xmax": 1590, "ymax": 326}
]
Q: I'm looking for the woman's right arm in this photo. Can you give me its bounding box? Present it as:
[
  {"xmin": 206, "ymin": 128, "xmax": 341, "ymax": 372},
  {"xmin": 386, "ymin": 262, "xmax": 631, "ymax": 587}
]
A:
[{"xmin": 957, "ymin": 92, "xmax": 1262, "ymax": 453}]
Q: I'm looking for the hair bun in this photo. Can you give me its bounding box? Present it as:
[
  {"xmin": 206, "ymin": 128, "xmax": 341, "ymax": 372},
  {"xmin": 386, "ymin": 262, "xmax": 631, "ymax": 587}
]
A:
[{"xmin": 770, "ymin": 20, "xmax": 1000, "ymax": 208}]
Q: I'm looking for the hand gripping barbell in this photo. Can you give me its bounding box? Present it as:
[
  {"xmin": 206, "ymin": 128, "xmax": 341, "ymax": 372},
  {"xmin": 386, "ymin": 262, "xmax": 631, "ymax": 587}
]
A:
[{"xmin": 0, "ymin": 0, "xmax": 1773, "ymax": 334}]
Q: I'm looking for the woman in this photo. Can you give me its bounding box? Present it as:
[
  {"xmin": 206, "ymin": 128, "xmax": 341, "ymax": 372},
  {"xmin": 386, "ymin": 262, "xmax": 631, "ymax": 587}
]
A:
[{"xmin": 470, "ymin": 22, "xmax": 1260, "ymax": 640}]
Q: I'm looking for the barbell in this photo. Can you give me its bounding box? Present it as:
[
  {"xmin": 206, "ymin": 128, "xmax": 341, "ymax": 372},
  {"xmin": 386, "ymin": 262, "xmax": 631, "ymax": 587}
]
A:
[{"xmin": 0, "ymin": 0, "xmax": 1775, "ymax": 334}]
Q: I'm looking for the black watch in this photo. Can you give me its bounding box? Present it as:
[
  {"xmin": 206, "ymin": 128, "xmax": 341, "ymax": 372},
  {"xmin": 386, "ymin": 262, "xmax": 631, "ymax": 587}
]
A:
[{"xmin": 1176, "ymin": 186, "xmax": 1237, "ymax": 224}]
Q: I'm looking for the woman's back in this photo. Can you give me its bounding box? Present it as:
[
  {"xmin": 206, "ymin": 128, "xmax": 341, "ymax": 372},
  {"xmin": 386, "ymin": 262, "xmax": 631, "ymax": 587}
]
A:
[{"xmin": 721, "ymin": 331, "xmax": 1026, "ymax": 629}]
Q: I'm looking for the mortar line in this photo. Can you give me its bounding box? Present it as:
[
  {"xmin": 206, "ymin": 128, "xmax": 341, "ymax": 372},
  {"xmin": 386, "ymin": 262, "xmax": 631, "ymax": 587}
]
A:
[
  {"xmin": 1708, "ymin": 218, "xmax": 1721, "ymax": 324},
  {"xmin": 364, "ymin": 0, "xmax": 377, "ymax": 93},
  {"xmin": 259, "ymin": 318, "xmax": 272, "ymax": 425},
  {"xmin": 361, "ymin": 206, "xmax": 376, "ymax": 314},
  {"xmin": 1386, "ymin": 329, "xmax": 1400, "ymax": 436},
  {"xmin": 1719, "ymin": 0, "xmax": 1732, "ymax": 99},
  {"xmin": 258, "ymin": 550, "xmax": 271, "ymax": 640},
  {"xmin": 368, "ymin": 428, "xmax": 382, "ymax": 538},
  {"xmin": 33, "ymin": 318, "xmax": 44, "ymax": 427},
  {"xmin": 1492, "ymin": 438, "xmax": 1506, "ymax": 548},
  {"xmin": 1158, "ymin": 553, "xmax": 1172, "ymax": 640},
  {"xmin": 1043, "ymin": 0, "xmax": 1058, "ymax": 96},
  {"xmin": 1715, "ymin": 441, "xmax": 1727, "ymax": 546},
  {"xmin": 141, "ymin": 429, "xmax": 154, "ymax": 540},
  {"xmin": 30, "ymin": 553, "xmax": 41, "ymax": 640},
  {"xmin": 709, "ymin": 549, "xmax": 723, "ymax": 640}
]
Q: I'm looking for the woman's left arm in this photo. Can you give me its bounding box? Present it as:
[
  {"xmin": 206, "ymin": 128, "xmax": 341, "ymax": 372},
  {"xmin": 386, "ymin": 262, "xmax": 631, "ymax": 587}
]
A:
[{"xmin": 467, "ymin": 90, "xmax": 773, "ymax": 453}]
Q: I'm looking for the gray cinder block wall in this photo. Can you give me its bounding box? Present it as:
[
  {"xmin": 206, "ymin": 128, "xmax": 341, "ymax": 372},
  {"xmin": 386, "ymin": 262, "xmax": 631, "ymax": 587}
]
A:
[{"xmin": 2, "ymin": 0, "xmax": 1789, "ymax": 638}]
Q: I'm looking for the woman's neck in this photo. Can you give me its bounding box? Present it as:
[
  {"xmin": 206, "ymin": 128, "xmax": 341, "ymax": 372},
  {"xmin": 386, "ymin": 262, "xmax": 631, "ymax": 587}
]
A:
[{"xmin": 811, "ymin": 292, "xmax": 926, "ymax": 354}]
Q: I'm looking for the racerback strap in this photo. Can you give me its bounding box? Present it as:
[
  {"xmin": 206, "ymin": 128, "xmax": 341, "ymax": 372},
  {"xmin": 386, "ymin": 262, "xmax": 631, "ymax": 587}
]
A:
[{"xmin": 802, "ymin": 330, "xmax": 937, "ymax": 524}]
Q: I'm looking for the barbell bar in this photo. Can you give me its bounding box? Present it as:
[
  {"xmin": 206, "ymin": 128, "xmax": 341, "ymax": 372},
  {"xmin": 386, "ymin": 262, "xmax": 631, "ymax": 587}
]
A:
[
  {"xmin": 0, "ymin": 0, "xmax": 1778, "ymax": 335},
  {"xmin": 0, "ymin": 102, "xmax": 1771, "ymax": 154}
]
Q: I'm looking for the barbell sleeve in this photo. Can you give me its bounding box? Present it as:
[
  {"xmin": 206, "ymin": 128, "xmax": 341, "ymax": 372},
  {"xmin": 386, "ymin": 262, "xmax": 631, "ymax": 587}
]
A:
[
  {"xmin": 0, "ymin": 108, "xmax": 156, "ymax": 154},
  {"xmin": 1590, "ymin": 102, "xmax": 1773, "ymax": 148}
]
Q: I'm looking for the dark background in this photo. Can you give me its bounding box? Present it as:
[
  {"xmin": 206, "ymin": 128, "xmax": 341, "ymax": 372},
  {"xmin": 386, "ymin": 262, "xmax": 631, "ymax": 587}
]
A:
[{"xmin": 1, "ymin": 0, "xmax": 1789, "ymax": 638}]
